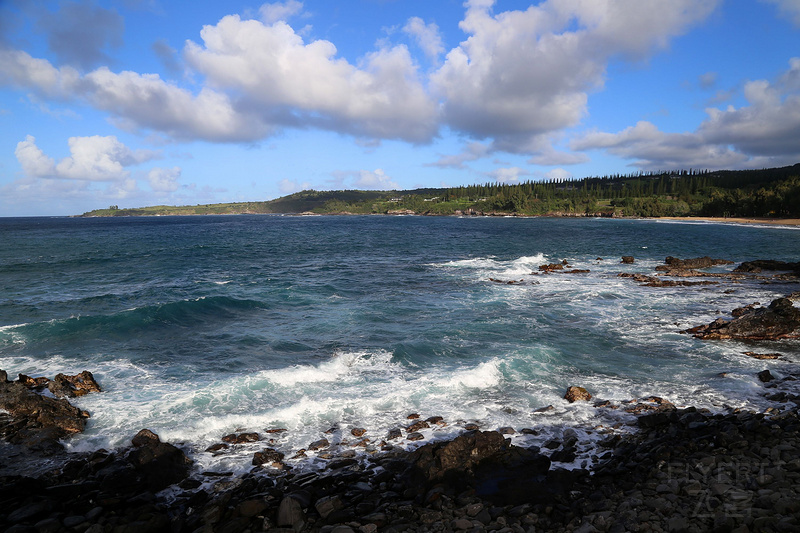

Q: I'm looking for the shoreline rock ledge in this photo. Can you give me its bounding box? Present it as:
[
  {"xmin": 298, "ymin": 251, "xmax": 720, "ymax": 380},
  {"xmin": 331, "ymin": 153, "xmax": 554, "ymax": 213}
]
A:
[{"xmin": 683, "ymin": 297, "xmax": 800, "ymax": 340}]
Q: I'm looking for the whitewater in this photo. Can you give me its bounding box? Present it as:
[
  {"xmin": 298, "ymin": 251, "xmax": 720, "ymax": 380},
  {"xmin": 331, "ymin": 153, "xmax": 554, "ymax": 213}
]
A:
[{"xmin": 1, "ymin": 215, "xmax": 798, "ymax": 474}]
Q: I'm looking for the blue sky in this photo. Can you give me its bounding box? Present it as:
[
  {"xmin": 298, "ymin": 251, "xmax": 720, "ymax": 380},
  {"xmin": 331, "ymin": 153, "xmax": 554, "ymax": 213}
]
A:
[{"xmin": 1, "ymin": 0, "xmax": 799, "ymax": 216}]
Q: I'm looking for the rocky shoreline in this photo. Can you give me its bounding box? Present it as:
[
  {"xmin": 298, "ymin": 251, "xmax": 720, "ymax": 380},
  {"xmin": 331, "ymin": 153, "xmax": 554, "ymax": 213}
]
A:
[
  {"xmin": 3, "ymin": 370, "xmax": 800, "ymax": 533},
  {"xmin": 2, "ymin": 256, "xmax": 800, "ymax": 533}
]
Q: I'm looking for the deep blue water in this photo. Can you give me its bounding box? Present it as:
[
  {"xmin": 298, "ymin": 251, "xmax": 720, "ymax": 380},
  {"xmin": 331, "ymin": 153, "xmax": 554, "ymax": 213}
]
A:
[{"xmin": 1, "ymin": 215, "xmax": 799, "ymax": 472}]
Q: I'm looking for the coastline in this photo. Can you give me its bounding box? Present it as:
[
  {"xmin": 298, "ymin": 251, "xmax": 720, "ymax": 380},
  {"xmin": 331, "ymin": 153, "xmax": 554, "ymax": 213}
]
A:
[
  {"xmin": 651, "ymin": 216, "xmax": 800, "ymax": 226},
  {"xmin": 2, "ymin": 371, "xmax": 800, "ymax": 532}
]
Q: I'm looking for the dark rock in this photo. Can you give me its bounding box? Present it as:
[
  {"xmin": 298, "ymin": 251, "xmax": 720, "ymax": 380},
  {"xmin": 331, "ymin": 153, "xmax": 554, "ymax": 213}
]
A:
[
  {"xmin": 684, "ymin": 297, "xmax": 800, "ymax": 340},
  {"xmin": 407, "ymin": 432, "xmax": 424, "ymax": 441},
  {"xmin": 0, "ymin": 373, "xmax": 90, "ymax": 451},
  {"xmin": 656, "ymin": 256, "xmax": 733, "ymax": 271},
  {"xmin": 539, "ymin": 263, "xmax": 564, "ymax": 272},
  {"xmin": 407, "ymin": 420, "xmax": 430, "ymax": 433},
  {"xmin": 757, "ymin": 370, "xmax": 775, "ymax": 383},
  {"xmin": 308, "ymin": 438, "xmax": 329, "ymax": 451},
  {"xmin": 386, "ymin": 428, "xmax": 402, "ymax": 440},
  {"xmin": 425, "ymin": 416, "xmax": 445, "ymax": 425},
  {"xmin": 47, "ymin": 371, "xmax": 102, "ymax": 398},
  {"xmin": 351, "ymin": 427, "xmax": 366, "ymax": 437},
  {"xmin": 127, "ymin": 429, "xmax": 191, "ymax": 491},
  {"xmin": 734, "ymin": 260, "xmax": 800, "ymax": 274},
  {"xmin": 18, "ymin": 375, "xmax": 50, "ymax": 389},
  {"xmin": 205, "ymin": 443, "xmax": 229, "ymax": 453},
  {"xmin": 564, "ymin": 386, "xmax": 592, "ymax": 403},
  {"xmin": 221, "ymin": 432, "xmax": 260, "ymax": 444},
  {"xmin": 253, "ymin": 447, "xmax": 285, "ymax": 466},
  {"xmin": 621, "ymin": 256, "xmax": 635, "ymax": 264},
  {"xmin": 497, "ymin": 427, "xmax": 515, "ymax": 435},
  {"xmin": 407, "ymin": 413, "xmax": 420, "ymax": 419}
]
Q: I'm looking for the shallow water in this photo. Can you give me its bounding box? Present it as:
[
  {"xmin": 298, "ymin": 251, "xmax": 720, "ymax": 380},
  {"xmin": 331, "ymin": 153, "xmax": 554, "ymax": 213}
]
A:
[{"xmin": 1, "ymin": 215, "xmax": 799, "ymax": 472}]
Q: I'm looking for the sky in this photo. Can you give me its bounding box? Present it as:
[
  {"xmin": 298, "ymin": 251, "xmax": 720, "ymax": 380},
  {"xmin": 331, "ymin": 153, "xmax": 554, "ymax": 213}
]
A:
[{"xmin": 0, "ymin": 0, "xmax": 799, "ymax": 216}]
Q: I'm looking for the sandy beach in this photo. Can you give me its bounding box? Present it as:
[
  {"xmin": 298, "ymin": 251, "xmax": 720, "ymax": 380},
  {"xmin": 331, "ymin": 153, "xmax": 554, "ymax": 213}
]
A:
[{"xmin": 654, "ymin": 216, "xmax": 800, "ymax": 226}]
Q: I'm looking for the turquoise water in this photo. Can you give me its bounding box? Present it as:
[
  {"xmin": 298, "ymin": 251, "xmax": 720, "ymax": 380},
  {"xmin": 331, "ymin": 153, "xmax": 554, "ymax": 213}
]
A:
[{"xmin": 1, "ymin": 215, "xmax": 799, "ymax": 471}]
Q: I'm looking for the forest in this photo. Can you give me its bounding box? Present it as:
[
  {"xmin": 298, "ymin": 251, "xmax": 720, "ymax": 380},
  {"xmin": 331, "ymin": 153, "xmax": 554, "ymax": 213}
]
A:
[{"xmin": 80, "ymin": 164, "xmax": 800, "ymax": 218}]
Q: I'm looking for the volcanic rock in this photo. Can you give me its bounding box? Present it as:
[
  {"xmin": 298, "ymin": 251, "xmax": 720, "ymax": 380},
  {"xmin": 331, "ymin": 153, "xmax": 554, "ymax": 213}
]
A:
[
  {"xmin": 621, "ymin": 256, "xmax": 634, "ymax": 264},
  {"xmin": 656, "ymin": 256, "xmax": 733, "ymax": 271},
  {"xmin": 564, "ymin": 386, "xmax": 592, "ymax": 403},
  {"xmin": 733, "ymin": 259, "xmax": 800, "ymax": 274},
  {"xmin": 127, "ymin": 428, "xmax": 192, "ymax": 491},
  {"xmin": 47, "ymin": 371, "xmax": 102, "ymax": 398},
  {"xmin": 0, "ymin": 372, "xmax": 90, "ymax": 451},
  {"xmin": 684, "ymin": 297, "xmax": 800, "ymax": 340}
]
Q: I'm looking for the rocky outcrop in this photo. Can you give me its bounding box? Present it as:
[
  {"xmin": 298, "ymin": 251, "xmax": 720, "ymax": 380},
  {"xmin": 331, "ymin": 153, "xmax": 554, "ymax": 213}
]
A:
[
  {"xmin": 0, "ymin": 370, "xmax": 92, "ymax": 453},
  {"xmin": 683, "ymin": 297, "xmax": 800, "ymax": 340},
  {"xmin": 734, "ymin": 259, "xmax": 800, "ymax": 274},
  {"xmin": 655, "ymin": 256, "xmax": 733, "ymax": 271},
  {"xmin": 618, "ymin": 272, "xmax": 718, "ymax": 287},
  {"xmin": 17, "ymin": 370, "xmax": 102, "ymax": 399}
]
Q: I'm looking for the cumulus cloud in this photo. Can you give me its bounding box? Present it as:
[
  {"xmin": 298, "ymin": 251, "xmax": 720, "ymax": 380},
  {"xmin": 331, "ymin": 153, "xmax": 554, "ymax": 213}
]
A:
[
  {"xmin": 148, "ymin": 166, "xmax": 181, "ymax": 192},
  {"xmin": 36, "ymin": 1, "xmax": 124, "ymax": 70},
  {"xmin": 0, "ymin": 50, "xmax": 269, "ymax": 142},
  {"xmin": 431, "ymin": 0, "xmax": 719, "ymax": 153},
  {"xmin": 183, "ymin": 15, "xmax": 438, "ymax": 142},
  {"xmin": 573, "ymin": 58, "xmax": 800, "ymax": 170},
  {"xmin": 403, "ymin": 17, "xmax": 445, "ymax": 63},
  {"xmin": 352, "ymin": 169, "xmax": 399, "ymax": 190},
  {"xmin": 259, "ymin": 0, "xmax": 304, "ymax": 24},
  {"xmin": 489, "ymin": 167, "xmax": 530, "ymax": 184},
  {"xmin": 15, "ymin": 135, "xmax": 159, "ymax": 181}
]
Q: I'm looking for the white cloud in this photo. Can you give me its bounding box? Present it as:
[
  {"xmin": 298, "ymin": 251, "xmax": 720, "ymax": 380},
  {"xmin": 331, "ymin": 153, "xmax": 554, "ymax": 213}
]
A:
[
  {"xmin": 148, "ymin": 166, "xmax": 181, "ymax": 192},
  {"xmin": 15, "ymin": 135, "xmax": 56, "ymax": 177},
  {"xmin": 259, "ymin": 1, "xmax": 304, "ymax": 24},
  {"xmin": 573, "ymin": 58, "xmax": 800, "ymax": 169},
  {"xmin": 0, "ymin": 50, "xmax": 268, "ymax": 142},
  {"xmin": 278, "ymin": 178, "xmax": 312, "ymax": 193},
  {"xmin": 15, "ymin": 135, "xmax": 159, "ymax": 181},
  {"xmin": 352, "ymin": 169, "xmax": 398, "ymax": 190},
  {"xmin": 762, "ymin": 0, "xmax": 800, "ymax": 26},
  {"xmin": 431, "ymin": 0, "xmax": 719, "ymax": 152},
  {"xmin": 403, "ymin": 17, "xmax": 445, "ymax": 63},
  {"xmin": 489, "ymin": 167, "xmax": 529, "ymax": 184},
  {"xmin": 545, "ymin": 168, "xmax": 573, "ymax": 181},
  {"xmin": 183, "ymin": 15, "xmax": 438, "ymax": 142}
]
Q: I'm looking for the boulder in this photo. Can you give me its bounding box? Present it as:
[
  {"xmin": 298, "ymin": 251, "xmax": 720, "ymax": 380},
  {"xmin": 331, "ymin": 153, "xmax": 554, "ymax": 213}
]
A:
[
  {"xmin": 252, "ymin": 447, "xmax": 285, "ymax": 466},
  {"xmin": 402, "ymin": 430, "xmax": 552, "ymax": 505},
  {"xmin": 127, "ymin": 429, "xmax": 191, "ymax": 491},
  {"xmin": 221, "ymin": 432, "xmax": 259, "ymax": 444},
  {"xmin": 684, "ymin": 298, "xmax": 800, "ymax": 340},
  {"xmin": 621, "ymin": 256, "xmax": 635, "ymax": 264},
  {"xmin": 564, "ymin": 386, "xmax": 592, "ymax": 403}
]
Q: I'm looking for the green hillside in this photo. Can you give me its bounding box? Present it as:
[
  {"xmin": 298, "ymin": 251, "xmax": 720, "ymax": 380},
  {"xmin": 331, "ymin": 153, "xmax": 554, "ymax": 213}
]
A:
[{"xmin": 79, "ymin": 164, "xmax": 800, "ymax": 219}]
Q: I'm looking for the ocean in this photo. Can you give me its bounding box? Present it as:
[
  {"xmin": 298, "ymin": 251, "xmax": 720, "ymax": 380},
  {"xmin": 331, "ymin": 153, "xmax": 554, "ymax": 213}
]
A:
[{"xmin": 1, "ymin": 215, "xmax": 799, "ymax": 473}]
